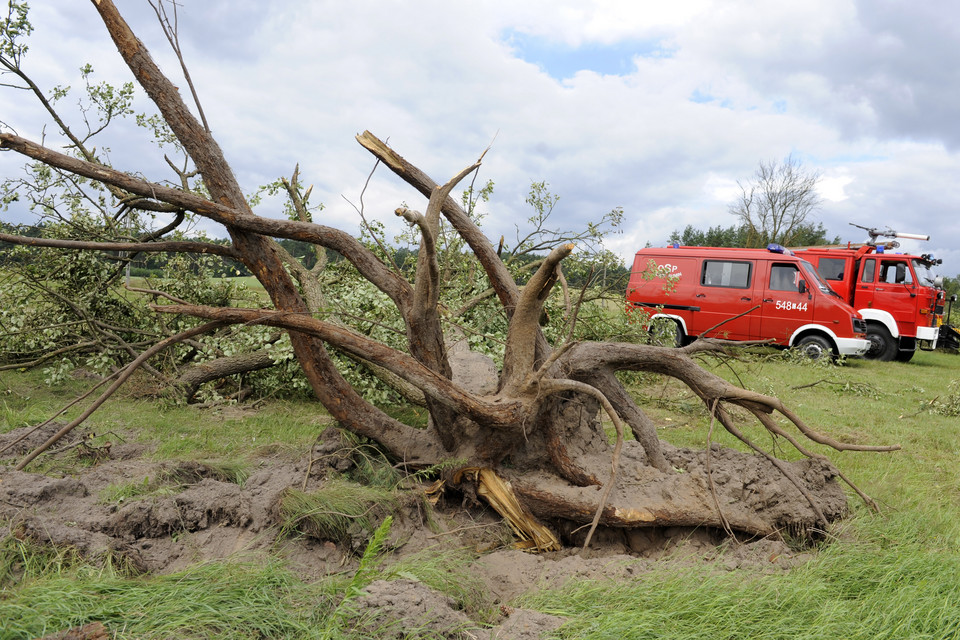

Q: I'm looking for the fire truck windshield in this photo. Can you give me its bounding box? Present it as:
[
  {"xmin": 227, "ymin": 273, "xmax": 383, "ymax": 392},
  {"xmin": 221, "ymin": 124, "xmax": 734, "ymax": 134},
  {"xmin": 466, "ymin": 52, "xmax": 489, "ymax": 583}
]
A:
[
  {"xmin": 801, "ymin": 260, "xmax": 842, "ymax": 298},
  {"xmin": 912, "ymin": 259, "xmax": 938, "ymax": 288}
]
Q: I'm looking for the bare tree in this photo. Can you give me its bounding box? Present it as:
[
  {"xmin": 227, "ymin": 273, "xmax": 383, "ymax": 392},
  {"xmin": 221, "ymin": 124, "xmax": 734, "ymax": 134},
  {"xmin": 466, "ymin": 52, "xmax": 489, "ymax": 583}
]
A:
[
  {"xmin": 0, "ymin": 0, "xmax": 896, "ymax": 550},
  {"xmin": 730, "ymin": 155, "xmax": 823, "ymax": 247}
]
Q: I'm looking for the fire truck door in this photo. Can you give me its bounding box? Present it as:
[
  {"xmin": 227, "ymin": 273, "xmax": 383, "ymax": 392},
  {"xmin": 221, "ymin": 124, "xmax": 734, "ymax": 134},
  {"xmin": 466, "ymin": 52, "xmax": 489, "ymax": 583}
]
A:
[
  {"xmin": 856, "ymin": 257, "xmax": 877, "ymax": 309},
  {"xmin": 873, "ymin": 258, "xmax": 918, "ymax": 334}
]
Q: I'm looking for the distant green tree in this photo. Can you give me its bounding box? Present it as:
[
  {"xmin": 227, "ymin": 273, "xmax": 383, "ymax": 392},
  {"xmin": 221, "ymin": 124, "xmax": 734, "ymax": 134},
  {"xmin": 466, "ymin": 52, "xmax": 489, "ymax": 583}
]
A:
[
  {"xmin": 668, "ymin": 224, "xmax": 747, "ymax": 247},
  {"xmin": 669, "ymin": 221, "xmax": 838, "ymax": 248},
  {"xmin": 943, "ymin": 275, "xmax": 960, "ymax": 324},
  {"xmin": 787, "ymin": 221, "xmax": 841, "ymax": 247}
]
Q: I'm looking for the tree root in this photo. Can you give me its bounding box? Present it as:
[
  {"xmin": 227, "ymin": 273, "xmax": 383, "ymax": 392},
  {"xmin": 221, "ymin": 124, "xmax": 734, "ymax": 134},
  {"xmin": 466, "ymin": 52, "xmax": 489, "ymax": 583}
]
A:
[{"xmin": 510, "ymin": 443, "xmax": 848, "ymax": 544}]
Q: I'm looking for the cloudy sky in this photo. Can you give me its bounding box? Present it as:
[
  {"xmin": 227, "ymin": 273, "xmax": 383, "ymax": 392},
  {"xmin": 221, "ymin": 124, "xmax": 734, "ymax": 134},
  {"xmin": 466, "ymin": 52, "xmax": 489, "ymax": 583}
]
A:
[{"xmin": 2, "ymin": 0, "xmax": 959, "ymax": 274}]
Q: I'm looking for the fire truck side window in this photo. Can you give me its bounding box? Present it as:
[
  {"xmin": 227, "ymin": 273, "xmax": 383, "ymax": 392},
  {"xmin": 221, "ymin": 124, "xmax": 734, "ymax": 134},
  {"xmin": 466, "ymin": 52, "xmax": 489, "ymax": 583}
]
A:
[
  {"xmin": 701, "ymin": 260, "xmax": 751, "ymax": 288},
  {"xmin": 879, "ymin": 260, "xmax": 913, "ymax": 284},
  {"xmin": 769, "ymin": 264, "xmax": 801, "ymax": 292},
  {"xmin": 817, "ymin": 258, "xmax": 846, "ymax": 281},
  {"xmin": 861, "ymin": 258, "xmax": 875, "ymax": 283}
]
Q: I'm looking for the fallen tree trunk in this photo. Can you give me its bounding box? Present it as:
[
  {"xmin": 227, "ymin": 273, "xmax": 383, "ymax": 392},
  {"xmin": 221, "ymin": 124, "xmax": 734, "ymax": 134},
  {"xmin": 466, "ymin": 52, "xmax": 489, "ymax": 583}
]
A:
[{"xmin": 174, "ymin": 349, "xmax": 279, "ymax": 401}]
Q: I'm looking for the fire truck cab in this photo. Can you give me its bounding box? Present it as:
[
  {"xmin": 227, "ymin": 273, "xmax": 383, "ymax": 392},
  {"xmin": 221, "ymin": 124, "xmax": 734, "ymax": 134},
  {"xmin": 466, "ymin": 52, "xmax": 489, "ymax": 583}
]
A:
[
  {"xmin": 626, "ymin": 245, "xmax": 870, "ymax": 359},
  {"xmin": 796, "ymin": 235, "xmax": 945, "ymax": 362}
]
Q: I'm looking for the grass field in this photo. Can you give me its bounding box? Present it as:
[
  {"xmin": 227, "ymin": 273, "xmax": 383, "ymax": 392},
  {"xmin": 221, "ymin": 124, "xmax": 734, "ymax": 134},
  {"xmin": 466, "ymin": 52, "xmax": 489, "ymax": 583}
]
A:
[
  {"xmin": 2, "ymin": 348, "xmax": 959, "ymax": 639},
  {"xmin": 538, "ymin": 348, "xmax": 960, "ymax": 639}
]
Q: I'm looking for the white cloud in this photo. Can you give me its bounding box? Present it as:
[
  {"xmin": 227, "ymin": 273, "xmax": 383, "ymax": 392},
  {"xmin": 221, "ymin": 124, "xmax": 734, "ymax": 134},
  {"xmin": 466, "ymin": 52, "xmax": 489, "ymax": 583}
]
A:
[
  {"xmin": 2, "ymin": 0, "xmax": 960, "ymax": 278},
  {"xmin": 818, "ymin": 174, "xmax": 853, "ymax": 203},
  {"xmin": 703, "ymin": 174, "xmax": 740, "ymax": 203}
]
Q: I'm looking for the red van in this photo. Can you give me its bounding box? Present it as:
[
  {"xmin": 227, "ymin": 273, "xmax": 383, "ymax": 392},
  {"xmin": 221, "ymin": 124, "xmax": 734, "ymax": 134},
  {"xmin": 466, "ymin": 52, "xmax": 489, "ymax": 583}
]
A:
[{"xmin": 626, "ymin": 245, "xmax": 870, "ymax": 358}]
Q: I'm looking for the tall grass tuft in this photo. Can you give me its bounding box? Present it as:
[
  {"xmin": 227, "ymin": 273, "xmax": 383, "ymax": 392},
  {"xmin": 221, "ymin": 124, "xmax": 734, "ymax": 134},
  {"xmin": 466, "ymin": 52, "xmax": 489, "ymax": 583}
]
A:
[
  {"xmin": 315, "ymin": 516, "xmax": 392, "ymax": 638},
  {"xmin": 316, "ymin": 518, "xmax": 495, "ymax": 638},
  {"xmin": 277, "ymin": 479, "xmax": 397, "ymax": 545},
  {"xmin": 0, "ymin": 536, "xmax": 88, "ymax": 589},
  {"xmin": 0, "ymin": 560, "xmax": 324, "ymax": 640}
]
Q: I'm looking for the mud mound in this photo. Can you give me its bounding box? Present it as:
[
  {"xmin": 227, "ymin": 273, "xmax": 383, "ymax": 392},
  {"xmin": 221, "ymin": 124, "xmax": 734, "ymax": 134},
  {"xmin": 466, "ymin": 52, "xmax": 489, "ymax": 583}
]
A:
[
  {"xmin": 348, "ymin": 579, "xmax": 566, "ymax": 640},
  {"xmin": 0, "ymin": 421, "xmax": 79, "ymax": 456},
  {"xmin": 0, "ymin": 429, "xmax": 494, "ymax": 575},
  {"xmin": 349, "ymin": 579, "xmax": 478, "ymax": 637}
]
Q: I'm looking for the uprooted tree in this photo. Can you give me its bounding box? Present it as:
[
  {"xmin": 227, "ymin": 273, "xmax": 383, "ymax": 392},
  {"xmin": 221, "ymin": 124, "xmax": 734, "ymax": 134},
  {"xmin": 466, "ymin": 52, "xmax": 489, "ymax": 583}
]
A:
[{"xmin": 1, "ymin": 0, "xmax": 899, "ymax": 549}]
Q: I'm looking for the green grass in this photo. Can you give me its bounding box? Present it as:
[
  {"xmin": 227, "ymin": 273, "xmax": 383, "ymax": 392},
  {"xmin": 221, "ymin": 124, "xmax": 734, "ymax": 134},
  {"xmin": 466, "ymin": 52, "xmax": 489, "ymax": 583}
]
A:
[
  {"xmin": 142, "ymin": 402, "xmax": 331, "ymax": 460},
  {"xmin": 520, "ymin": 538, "xmax": 960, "ymax": 639},
  {"xmin": 0, "ymin": 516, "xmax": 489, "ymax": 640},
  {"xmin": 0, "ymin": 367, "xmax": 332, "ymax": 470},
  {"xmin": 277, "ymin": 480, "xmax": 398, "ymax": 544},
  {"xmin": 0, "ymin": 558, "xmax": 326, "ymax": 640},
  {"xmin": 0, "ymin": 368, "xmax": 91, "ymax": 428},
  {"xmin": 126, "ymin": 274, "xmax": 267, "ymax": 302},
  {"xmin": 3, "ymin": 350, "xmax": 960, "ymax": 638}
]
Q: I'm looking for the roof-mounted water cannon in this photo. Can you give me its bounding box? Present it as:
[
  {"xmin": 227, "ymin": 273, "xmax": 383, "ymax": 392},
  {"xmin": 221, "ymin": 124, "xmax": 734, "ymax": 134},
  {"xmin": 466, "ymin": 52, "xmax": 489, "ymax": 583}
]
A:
[{"xmin": 850, "ymin": 222, "xmax": 930, "ymax": 248}]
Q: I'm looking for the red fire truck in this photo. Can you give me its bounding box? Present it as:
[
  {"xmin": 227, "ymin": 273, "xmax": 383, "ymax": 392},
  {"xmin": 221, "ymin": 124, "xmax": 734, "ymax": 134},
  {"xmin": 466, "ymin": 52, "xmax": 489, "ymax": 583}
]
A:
[
  {"xmin": 794, "ymin": 226, "xmax": 946, "ymax": 362},
  {"xmin": 626, "ymin": 245, "xmax": 869, "ymax": 359}
]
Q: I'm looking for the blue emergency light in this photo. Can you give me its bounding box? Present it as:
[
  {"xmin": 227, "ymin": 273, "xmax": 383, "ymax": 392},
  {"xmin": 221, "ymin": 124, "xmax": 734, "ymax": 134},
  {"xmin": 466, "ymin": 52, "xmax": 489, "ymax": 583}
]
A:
[{"xmin": 766, "ymin": 243, "xmax": 795, "ymax": 256}]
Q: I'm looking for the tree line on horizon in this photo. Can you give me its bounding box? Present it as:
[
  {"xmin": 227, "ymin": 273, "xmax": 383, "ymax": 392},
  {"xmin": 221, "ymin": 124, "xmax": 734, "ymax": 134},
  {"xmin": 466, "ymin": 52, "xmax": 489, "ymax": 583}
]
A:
[{"xmin": 667, "ymin": 220, "xmax": 840, "ymax": 249}]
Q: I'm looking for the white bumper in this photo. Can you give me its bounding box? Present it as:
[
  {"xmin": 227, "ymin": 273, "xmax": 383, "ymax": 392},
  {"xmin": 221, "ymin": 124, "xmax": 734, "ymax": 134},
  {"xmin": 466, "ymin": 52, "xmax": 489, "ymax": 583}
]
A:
[
  {"xmin": 836, "ymin": 337, "xmax": 871, "ymax": 357},
  {"xmin": 917, "ymin": 325, "xmax": 939, "ymax": 345}
]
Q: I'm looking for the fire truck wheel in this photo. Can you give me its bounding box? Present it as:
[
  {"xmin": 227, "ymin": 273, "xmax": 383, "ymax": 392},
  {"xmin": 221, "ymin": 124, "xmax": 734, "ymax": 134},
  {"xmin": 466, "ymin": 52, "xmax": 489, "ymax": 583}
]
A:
[
  {"xmin": 796, "ymin": 335, "xmax": 834, "ymax": 360},
  {"xmin": 668, "ymin": 320, "xmax": 684, "ymax": 347},
  {"xmin": 864, "ymin": 324, "xmax": 898, "ymax": 361},
  {"xmin": 894, "ymin": 349, "xmax": 915, "ymax": 362}
]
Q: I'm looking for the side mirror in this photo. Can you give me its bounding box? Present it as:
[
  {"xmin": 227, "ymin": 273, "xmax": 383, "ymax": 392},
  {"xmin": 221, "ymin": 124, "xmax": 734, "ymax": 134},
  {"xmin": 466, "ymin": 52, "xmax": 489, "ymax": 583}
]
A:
[{"xmin": 798, "ymin": 280, "xmax": 807, "ymax": 294}]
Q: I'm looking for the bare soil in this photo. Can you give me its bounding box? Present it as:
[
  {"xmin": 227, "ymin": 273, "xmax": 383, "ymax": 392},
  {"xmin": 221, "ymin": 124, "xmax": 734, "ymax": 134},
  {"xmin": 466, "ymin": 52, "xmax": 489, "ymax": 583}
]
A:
[{"xmin": 1, "ymin": 420, "xmax": 825, "ymax": 639}]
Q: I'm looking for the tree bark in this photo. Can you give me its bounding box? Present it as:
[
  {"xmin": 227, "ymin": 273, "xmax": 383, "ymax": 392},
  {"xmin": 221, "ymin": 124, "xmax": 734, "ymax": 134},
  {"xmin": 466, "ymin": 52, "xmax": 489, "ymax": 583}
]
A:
[
  {"xmin": 174, "ymin": 349, "xmax": 279, "ymax": 401},
  {"xmin": 88, "ymin": 0, "xmax": 440, "ymax": 463}
]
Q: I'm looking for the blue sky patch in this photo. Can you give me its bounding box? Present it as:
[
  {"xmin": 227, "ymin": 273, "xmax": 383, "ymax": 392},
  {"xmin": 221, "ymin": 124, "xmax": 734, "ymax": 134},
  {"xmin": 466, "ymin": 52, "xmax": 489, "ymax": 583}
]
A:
[
  {"xmin": 502, "ymin": 29, "xmax": 670, "ymax": 80},
  {"xmin": 689, "ymin": 88, "xmax": 714, "ymax": 104},
  {"xmin": 689, "ymin": 89, "xmax": 736, "ymax": 110}
]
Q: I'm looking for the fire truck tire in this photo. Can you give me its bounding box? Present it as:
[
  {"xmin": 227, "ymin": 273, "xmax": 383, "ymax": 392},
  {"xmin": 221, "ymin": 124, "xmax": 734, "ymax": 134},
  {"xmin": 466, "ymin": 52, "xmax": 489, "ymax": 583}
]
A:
[
  {"xmin": 865, "ymin": 324, "xmax": 898, "ymax": 361},
  {"xmin": 668, "ymin": 320, "xmax": 684, "ymax": 347},
  {"xmin": 894, "ymin": 349, "xmax": 915, "ymax": 362},
  {"xmin": 796, "ymin": 335, "xmax": 834, "ymax": 360}
]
